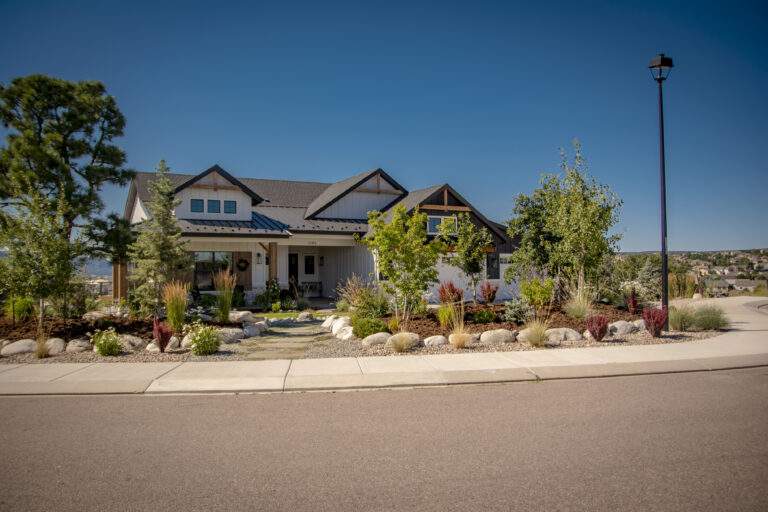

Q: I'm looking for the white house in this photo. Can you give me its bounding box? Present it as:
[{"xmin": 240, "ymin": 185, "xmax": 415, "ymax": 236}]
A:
[{"xmin": 122, "ymin": 165, "xmax": 516, "ymax": 302}]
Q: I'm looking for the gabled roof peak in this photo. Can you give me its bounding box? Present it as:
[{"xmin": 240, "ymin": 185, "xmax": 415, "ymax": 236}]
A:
[{"xmin": 174, "ymin": 164, "xmax": 265, "ymax": 206}]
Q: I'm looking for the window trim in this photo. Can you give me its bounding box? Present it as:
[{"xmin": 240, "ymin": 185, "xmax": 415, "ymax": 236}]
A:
[
  {"xmin": 207, "ymin": 199, "xmax": 221, "ymax": 213},
  {"xmin": 426, "ymin": 215, "xmax": 457, "ymax": 235},
  {"xmin": 223, "ymin": 200, "xmax": 237, "ymax": 214},
  {"xmin": 190, "ymin": 198, "xmax": 204, "ymax": 213}
]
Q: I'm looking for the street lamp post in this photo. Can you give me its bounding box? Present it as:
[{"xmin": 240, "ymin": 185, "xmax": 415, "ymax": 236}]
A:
[{"xmin": 649, "ymin": 53, "xmax": 673, "ymax": 329}]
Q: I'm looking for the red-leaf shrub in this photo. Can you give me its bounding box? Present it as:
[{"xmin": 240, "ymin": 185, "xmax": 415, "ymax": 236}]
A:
[
  {"xmin": 153, "ymin": 317, "xmax": 174, "ymax": 353},
  {"xmin": 479, "ymin": 281, "xmax": 498, "ymax": 304},
  {"xmin": 585, "ymin": 314, "xmax": 608, "ymax": 341},
  {"xmin": 438, "ymin": 281, "xmax": 463, "ymax": 304},
  {"xmin": 626, "ymin": 289, "xmax": 638, "ymax": 315},
  {"xmin": 642, "ymin": 307, "xmax": 667, "ymax": 337}
]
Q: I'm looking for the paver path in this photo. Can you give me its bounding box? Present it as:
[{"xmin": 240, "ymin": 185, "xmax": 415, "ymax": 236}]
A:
[{"xmin": 234, "ymin": 321, "xmax": 331, "ymax": 360}]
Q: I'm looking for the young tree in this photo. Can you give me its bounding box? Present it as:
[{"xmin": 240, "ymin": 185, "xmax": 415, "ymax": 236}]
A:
[
  {"xmin": 0, "ymin": 74, "xmax": 132, "ymax": 310},
  {"xmin": 505, "ymin": 140, "xmax": 622, "ymax": 297},
  {"xmin": 358, "ymin": 205, "xmax": 444, "ymax": 328},
  {"xmin": 128, "ymin": 160, "xmax": 192, "ymax": 316},
  {"xmin": 437, "ymin": 213, "xmax": 493, "ymax": 303},
  {"xmin": 84, "ymin": 213, "xmax": 136, "ymax": 265}
]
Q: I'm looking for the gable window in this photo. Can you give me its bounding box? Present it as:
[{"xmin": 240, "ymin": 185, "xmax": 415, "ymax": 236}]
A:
[
  {"xmin": 190, "ymin": 199, "xmax": 204, "ymax": 213},
  {"xmin": 304, "ymin": 255, "xmax": 316, "ymax": 276},
  {"xmin": 207, "ymin": 200, "xmax": 221, "ymax": 213},
  {"xmin": 224, "ymin": 200, "xmax": 237, "ymax": 214},
  {"xmin": 427, "ymin": 215, "xmax": 456, "ymax": 235}
]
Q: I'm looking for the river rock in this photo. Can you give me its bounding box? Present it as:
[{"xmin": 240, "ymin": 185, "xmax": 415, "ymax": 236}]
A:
[
  {"xmin": 243, "ymin": 321, "xmax": 268, "ymax": 337},
  {"xmin": 119, "ymin": 334, "xmax": 146, "ymax": 351},
  {"xmin": 1, "ymin": 339, "xmax": 36, "ymax": 356},
  {"xmin": 145, "ymin": 342, "xmax": 160, "ymax": 353},
  {"xmin": 362, "ymin": 332, "xmax": 390, "ymax": 347},
  {"xmin": 321, "ymin": 315, "xmax": 337, "ymax": 329},
  {"xmin": 229, "ymin": 310, "xmax": 255, "ymax": 323},
  {"xmin": 331, "ymin": 317, "xmax": 351, "ymax": 336},
  {"xmin": 337, "ymin": 326, "xmax": 356, "ymax": 341}
]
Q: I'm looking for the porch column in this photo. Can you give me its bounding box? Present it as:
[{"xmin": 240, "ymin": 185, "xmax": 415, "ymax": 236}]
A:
[{"xmin": 268, "ymin": 242, "xmax": 278, "ymax": 281}]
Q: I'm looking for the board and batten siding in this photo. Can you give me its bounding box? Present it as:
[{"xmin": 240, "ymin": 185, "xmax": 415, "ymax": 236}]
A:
[
  {"xmin": 174, "ymin": 171, "xmax": 253, "ymax": 221},
  {"xmin": 316, "ymin": 175, "xmax": 400, "ymax": 220},
  {"xmin": 319, "ymin": 245, "xmax": 375, "ymax": 296}
]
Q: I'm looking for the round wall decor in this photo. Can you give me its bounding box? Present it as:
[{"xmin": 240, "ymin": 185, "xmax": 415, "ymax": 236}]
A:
[{"xmin": 236, "ymin": 258, "xmax": 250, "ymax": 271}]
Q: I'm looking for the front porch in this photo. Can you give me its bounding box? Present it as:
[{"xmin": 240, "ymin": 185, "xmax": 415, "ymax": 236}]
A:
[{"xmin": 183, "ymin": 234, "xmax": 375, "ymax": 299}]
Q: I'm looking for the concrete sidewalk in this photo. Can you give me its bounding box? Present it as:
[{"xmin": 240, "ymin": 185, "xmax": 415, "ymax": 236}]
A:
[{"xmin": 1, "ymin": 297, "xmax": 766, "ymax": 395}]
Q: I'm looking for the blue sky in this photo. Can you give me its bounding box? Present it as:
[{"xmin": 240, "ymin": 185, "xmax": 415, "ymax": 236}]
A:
[{"xmin": 1, "ymin": 0, "xmax": 766, "ymax": 251}]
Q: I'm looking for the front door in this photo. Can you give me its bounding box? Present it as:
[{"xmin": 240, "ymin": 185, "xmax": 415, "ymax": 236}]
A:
[{"xmin": 288, "ymin": 253, "xmax": 299, "ymax": 293}]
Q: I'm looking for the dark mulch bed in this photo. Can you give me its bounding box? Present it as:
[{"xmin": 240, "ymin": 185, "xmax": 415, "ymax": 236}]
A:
[
  {"xmin": 0, "ymin": 316, "xmax": 242, "ymax": 341},
  {"xmin": 389, "ymin": 303, "xmax": 640, "ymax": 340}
]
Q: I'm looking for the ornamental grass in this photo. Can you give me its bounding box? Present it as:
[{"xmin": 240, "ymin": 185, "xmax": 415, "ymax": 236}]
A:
[
  {"xmin": 213, "ymin": 270, "xmax": 237, "ymax": 323},
  {"xmin": 162, "ymin": 281, "xmax": 189, "ymax": 336}
]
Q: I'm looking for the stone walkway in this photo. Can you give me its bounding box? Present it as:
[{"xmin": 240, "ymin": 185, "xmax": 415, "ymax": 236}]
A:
[{"xmin": 233, "ymin": 322, "xmax": 330, "ymax": 360}]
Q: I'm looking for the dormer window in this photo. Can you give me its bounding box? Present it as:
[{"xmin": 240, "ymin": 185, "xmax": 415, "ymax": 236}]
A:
[
  {"xmin": 190, "ymin": 199, "xmax": 204, "ymax": 213},
  {"xmin": 207, "ymin": 200, "xmax": 221, "ymax": 213},
  {"xmin": 224, "ymin": 200, "xmax": 237, "ymax": 214}
]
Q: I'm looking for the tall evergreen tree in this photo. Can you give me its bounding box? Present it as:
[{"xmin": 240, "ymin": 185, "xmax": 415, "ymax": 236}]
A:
[{"xmin": 128, "ymin": 160, "xmax": 192, "ymax": 316}]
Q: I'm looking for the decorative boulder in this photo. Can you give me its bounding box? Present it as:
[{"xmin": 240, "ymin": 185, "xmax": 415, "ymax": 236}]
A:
[
  {"xmin": 331, "ymin": 317, "xmax": 351, "ymax": 336},
  {"xmin": 545, "ymin": 328, "xmax": 582, "ymax": 342},
  {"xmin": 297, "ymin": 311, "xmax": 314, "ymax": 322},
  {"xmin": 479, "ymin": 329, "xmax": 516, "ymax": 345},
  {"xmin": 0, "ymin": 339, "xmax": 9, "ymax": 348},
  {"xmin": 217, "ymin": 328, "xmax": 246, "ymax": 344},
  {"xmin": 181, "ymin": 334, "xmax": 194, "ymax": 348},
  {"xmin": 631, "ymin": 319, "xmax": 645, "ymax": 331},
  {"xmin": 243, "ymin": 321, "xmax": 268, "ymax": 337},
  {"xmin": 229, "ymin": 310, "xmax": 255, "ymax": 323},
  {"xmin": 119, "ymin": 334, "xmax": 146, "ymax": 351},
  {"xmin": 609, "ymin": 320, "xmax": 637, "ymax": 336},
  {"xmin": 1, "ymin": 339, "xmax": 36, "ymax": 356},
  {"xmin": 145, "ymin": 342, "xmax": 160, "ymax": 353},
  {"xmin": 321, "ymin": 315, "xmax": 337, "ymax": 330},
  {"xmin": 692, "ymin": 293, "xmax": 703, "ymax": 300},
  {"xmin": 167, "ymin": 336, "xmax": 181, "ymax": 350},
  {"xmin": 385, "ymin": 332, "xmax": 420, "ymax": 351},
  {"xmin": 423, "ymin": 335, "xmax": 448, "ymax": 347},
  {"xmin": 82, "ymin": 311, "xmax": 108, "ymax": 322},
  {"xmin": 337, "ymin": 326, "xmax": 356, "ymax": 341},
  {"xmin": 583, "ymin": 330, "xmax": 594, "ymax": 341},
  {"xmin": 362, "ymin": 332, "xmax": 390, "ymax": 347},
  {"xmin": 45, "ymin": 338, "xmax": 67, "ymax": 355},
  {"xmin": 66, "ymin": 339, "xmax": 92, "ymax": 353}
]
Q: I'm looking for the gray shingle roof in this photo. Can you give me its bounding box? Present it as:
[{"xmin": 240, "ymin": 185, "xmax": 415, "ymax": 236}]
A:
[{"xmin": 304, "ymin": 168, "xmax": 406, "ymax": 219}]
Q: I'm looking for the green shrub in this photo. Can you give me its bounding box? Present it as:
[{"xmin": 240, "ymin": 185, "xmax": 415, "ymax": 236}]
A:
[
  {"xmin": 351, "ymin": 316, "xmax": 389, "ymax": 338},
  {"xmin": 473, "ymin": 308, "xmax": 496, "ymax": 324},
  {"xmin": 437, "ymin": 304, "xmax": 453, "ymax": 330},
  {"xmin": 520, "ymin": 277, "xmax": 554, "ymax": 312},
  {"xmin": 3, "ymin": 296, "xmax": 35, "ymax": 321},
  {"xmin": 355, "ymin": 290, "xmax": 390, "ymax": 319},
  {"xmin": 186, "ymin": 322, "xmax": 220, "ymax": 356},
  {"xmin": 503, "ymin": 298, "xmax": 533, "ymax": 324},
  {"xmin": 335, "ymin": 299, "xmax": 350, "ymax": 312},
  {"xmin": 669, "ymin": 305, "xmax": 696, "ymax": 331},
  {"xmin": 271, "ymin": 301, "xmax": 281, "ymax": 313},
  {"xmin": 92, "ymin": 328, "xmax": 121, "ymax": 356},
  {"xmin": 387, "ymin": 317, "xmax": 400, "ymax": 333},
  {"xmin": 694, "ymin": 305, "xmax": 729, "ymax": 330},
  {"xmin": 296, "ymin": 298, "xmax": 310, "ymax": 311},
  {"xmin": 281, "ymin": 297, "xmax": 298, "ymax": 311},
  {"xmin": 198, "ymin": 294, "xmax": 217, "ymax": 309}
]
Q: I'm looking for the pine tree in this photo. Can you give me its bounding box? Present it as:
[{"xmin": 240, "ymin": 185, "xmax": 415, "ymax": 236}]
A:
[{"xmin": 128, "ymin": 160, "xmax": 192, "ymax": 316}]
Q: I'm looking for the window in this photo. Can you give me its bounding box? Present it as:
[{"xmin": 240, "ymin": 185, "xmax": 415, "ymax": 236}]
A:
[
  {"xmin": 427, "ymin": 215, "xmax": 456, "ymax": 235},
  {"xmin": 193, "ymin": 251, "xmax": 232, "ymax": 290},
  {"xmin": 190, "ymin": 199, "xmax": 204, "ymax": 213},
  {"xmin": 224, "ymin": 200, "xmax": 237, "ymax": 214},
  {"xmin": 207, "ymin": 200, "xmax": 220, "ymax": 213},
  {"xmin": 486, "ymin": 252, "xmax": 500, "ymax": 279},
  {"xmin": 304, "ymin": 255, "xmax": 316, "ymax": 275}
]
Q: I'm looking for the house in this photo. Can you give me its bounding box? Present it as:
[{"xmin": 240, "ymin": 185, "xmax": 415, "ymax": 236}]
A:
[
  {"xmin": 705, "ymin": 279, "xmax": 730, "ymax": 297},
  {"xmin": 121, "ymin": 165, "xmax": 516, "ymax": 303},
  {"xmin": 732, "ymin": 279, "xmax": 763, "ymax": 293}
]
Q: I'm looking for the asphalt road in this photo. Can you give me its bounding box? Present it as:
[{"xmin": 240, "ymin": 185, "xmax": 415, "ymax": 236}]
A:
[{"xmin": 1, "ymin": 368, "xmax": 767, "ymax": 512}]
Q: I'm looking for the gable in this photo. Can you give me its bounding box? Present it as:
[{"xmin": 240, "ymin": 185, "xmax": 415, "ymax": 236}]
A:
[
  {"xmin": 175, "ymin": 164, "xmax": 264, "ymax": 206},
  {"xmin": 305, "ymin": 168, "xmax": 407, "ymax": 219},
  {"xmin": 315, "ymin": 172, "xmax": 404, "ymax": 220}
]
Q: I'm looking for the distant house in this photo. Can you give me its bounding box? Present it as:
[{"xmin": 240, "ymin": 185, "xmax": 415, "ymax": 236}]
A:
[
  {"xmin": 732, "ymin": 279, "xmax": 763, "ymax": 292},
  {"xmin": 122, "ymin": 165, "xmax": 516, "ymax": 302}
]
